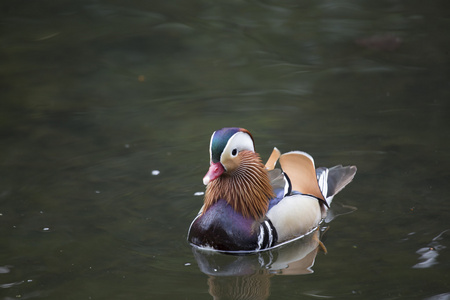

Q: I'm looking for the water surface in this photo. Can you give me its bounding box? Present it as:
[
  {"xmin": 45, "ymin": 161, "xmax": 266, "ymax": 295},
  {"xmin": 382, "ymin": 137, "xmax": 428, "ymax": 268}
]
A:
[{"xmin": 1, "ymin": 0, "xmax": 449, "ymax": 299}]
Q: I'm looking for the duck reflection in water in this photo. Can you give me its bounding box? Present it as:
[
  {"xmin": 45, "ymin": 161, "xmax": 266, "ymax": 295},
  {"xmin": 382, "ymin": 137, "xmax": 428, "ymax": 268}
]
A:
[{"xmin": 192, "ymin": 228, "xmax": 326, "ymax": 300}]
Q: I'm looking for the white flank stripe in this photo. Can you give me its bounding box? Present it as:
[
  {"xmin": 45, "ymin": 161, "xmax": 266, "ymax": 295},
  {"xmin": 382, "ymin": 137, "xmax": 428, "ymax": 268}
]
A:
[
  {"xmin": 318, "ymin": 168, "xmax": 329, "ymax": 199},
  {"xmin": 265, "ymin": 221, "xmax": 273, "ymax": 247},
  {"xmin": 257, "ymin": 225, "xmax": 265, "ymax": 250}
]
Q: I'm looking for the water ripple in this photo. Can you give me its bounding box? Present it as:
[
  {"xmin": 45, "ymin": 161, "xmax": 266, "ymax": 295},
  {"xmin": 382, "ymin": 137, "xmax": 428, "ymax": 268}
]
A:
[
  {"xmin": 412, "ymin": 229, "xmax": 449, "ymax": 269},
  {"xmin": 425, "ymin": 293, "xmax": 450, "ymax": 300}
]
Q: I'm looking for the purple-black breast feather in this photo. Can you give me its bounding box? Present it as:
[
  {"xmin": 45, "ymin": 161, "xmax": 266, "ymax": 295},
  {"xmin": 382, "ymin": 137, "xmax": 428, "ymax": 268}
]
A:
[{"xmin": 188, "ymin": 199, "xmax": 260, "ymax": 251}]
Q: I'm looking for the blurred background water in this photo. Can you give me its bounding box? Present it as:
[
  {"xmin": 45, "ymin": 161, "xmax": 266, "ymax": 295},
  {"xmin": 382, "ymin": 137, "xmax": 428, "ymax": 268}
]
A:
[{"xmin": 1, "ymin": 0, "xmax": 449, "ymax": 299}]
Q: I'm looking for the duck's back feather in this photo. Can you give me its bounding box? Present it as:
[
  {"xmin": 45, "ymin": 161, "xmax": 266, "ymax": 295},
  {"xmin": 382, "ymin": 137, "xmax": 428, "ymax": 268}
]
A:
[{"xmin": 266, "ymin": 164, "xmax": 356, "ymax": 243}]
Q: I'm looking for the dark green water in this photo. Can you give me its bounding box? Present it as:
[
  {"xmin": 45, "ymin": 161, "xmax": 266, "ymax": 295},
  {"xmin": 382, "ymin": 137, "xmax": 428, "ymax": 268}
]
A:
[{"xmin": 1, "ymin": 1, "xmax": 449, "ymax": 299}]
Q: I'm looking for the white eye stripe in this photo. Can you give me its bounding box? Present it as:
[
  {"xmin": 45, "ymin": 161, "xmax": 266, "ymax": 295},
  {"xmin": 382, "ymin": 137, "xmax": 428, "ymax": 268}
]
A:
[{"xmin": 221, "ymin": 132, "xmax": 254, "ymax": 162}]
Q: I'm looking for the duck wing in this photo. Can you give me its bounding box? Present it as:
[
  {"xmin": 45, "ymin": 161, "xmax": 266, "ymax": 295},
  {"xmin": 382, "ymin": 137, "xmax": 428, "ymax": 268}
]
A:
[{"xmin": 279, "ymin": 151, "xmax": 325, "ymax": 201}]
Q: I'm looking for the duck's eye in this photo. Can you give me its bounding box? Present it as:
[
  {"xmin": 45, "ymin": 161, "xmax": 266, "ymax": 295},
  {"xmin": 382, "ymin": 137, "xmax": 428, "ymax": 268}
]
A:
[{"xmin": 231, "ymin": 148, "xmax": 238, "ymax": 156}]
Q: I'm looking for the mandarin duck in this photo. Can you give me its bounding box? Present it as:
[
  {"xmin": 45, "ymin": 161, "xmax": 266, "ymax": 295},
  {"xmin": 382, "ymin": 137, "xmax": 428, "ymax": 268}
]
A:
[{"xmin": 188, "ymin": 127, "xmax": 357, "ymax": 252}]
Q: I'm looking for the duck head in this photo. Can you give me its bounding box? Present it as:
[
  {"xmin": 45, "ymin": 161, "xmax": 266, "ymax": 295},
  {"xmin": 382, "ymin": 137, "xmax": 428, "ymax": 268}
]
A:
[
  {"xmin": 203, "ymin": 127, "xmax": 255, "ymax": 185},
  {"xmin": 201, "ymin": 127, "xmax": 274, "ymax": 220}
]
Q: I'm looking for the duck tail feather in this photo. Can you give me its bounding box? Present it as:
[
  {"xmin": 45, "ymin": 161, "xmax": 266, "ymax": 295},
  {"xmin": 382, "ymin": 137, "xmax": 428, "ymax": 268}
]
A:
[{"xmin": 325, "ymin": 165, "xmax": 357, "ymax": 198}]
